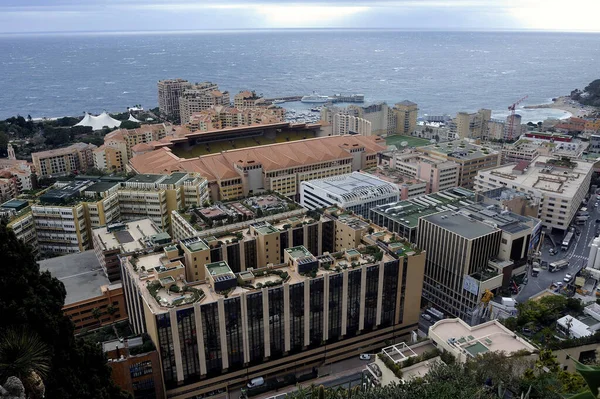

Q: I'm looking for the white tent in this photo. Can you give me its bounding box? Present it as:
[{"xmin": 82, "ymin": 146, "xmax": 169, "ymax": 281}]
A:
[
  {"xmin": 128, "ymin": 113, "xmax": 141, "ymax": 123},
  {"xmin": 75, "ymin": 111, "xmax": 122, "ymax": 130}
]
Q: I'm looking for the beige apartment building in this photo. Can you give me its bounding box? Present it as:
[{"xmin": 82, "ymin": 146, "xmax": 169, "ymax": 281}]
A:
[
  {"xmin": 130, "ymin": 135, "xmax": 384, "ymax": 201},
  {"xmin": 392, "ymin": 100, "xmax": 418, "ymax": 135},
  {"xmin": 179, "ymin": 89, "xmax": 230, "ymax": 124},
  {"xmin": 475, "ymin": 156, "xmax": 594, "ymax": 231},
  {"xmin": 450, "ymin": 109, "xmax": 492, "ymax": 139},
  {"xmin": 32, "ymin": 143, "xmax": 97, "ymax": 178},
  {"xmin": 233, "ymin": 90, "xmax": 264, "ymax": 109},
  {"xmin": 158, "ymin": 78, "xmax": 194, "ymax": 119},
  {"xmin": 121, "ymin": 209, "xmax": 425, "ymax": 398},
  {"xmin": 416, "ymin": 141, "xmax": 500, "ymax": 188},
  {"xmin": 332, "ymin": 114, "xmax": 372, "ymax": 136},
  {"xmin": 185, "ymin": 106, "xmax": 285, "ymax": 132}
]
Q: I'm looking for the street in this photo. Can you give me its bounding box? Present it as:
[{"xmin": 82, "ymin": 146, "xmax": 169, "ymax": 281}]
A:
[{"xmin": 516, "ymin": 195, "xmax": 598, "ymax": 302}]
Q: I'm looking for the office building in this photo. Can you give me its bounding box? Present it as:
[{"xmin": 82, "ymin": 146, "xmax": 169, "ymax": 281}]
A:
[
  {"xmin": 120, "ymin": 212, "xmax": 425, "ymax": 398},
  {"xmin": 32, "ymin": 143, "xmax": 97, "ymax": 178},
  {"xmin": 369, "ymin": 188, "xmax": 477, "ymax": 243},
  {"xmin": 92, "ymin": 219, "xmax": 170, "ymax": 282},
  {"xmin": 130, "ymin": 135, "xmax": 384, "ymax": 201},
  {"xmin": 39, "ymin": 251, "xmax": 127, "ymax": 333},
  {"xmin": 332, "ymin": 114, "xmax": 372, "ymax": 136},
  {"xmin": 417, "ymin": 141, "xmax": 500, "ymax": 188},
  {"xmin": 392, "ymin": 101, "xmax": 418, "ymax": 135},
  {"xmin": 475, "ymin": 156, "xmax": 594, "ymax": 231},
  {"xmin": 300, "ymin": 172, "xmax": 399, "ymax": 218},
  {"xmin": 449, "ymin": 109, "xmax": 492, "ymax": 139},
  {"xmin": 416, "ymin": 205, "xmax": 539, "ymax": 323},
  {"xmin": 379, "ymin": 150, "xmax": 460, "ymax": 193},
  {"xmin": 158, "ymin": 78, "xmax": 193, "ymax": 120}
]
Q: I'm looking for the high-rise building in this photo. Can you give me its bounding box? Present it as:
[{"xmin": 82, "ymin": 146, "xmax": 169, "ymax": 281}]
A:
[
  {"xmin": 233, "ymin": 90, "xmax": 264, "ymax": 109},
  {"xmin": 450, "ymin": 109, "xmax": 492, "ymax": 139},
  {"xmin": 157, "ymin": 78, "xmax": 192, "ymax": 120},
  {"xmin": 32, "ymin": 143, "xmax": 97, "ymax": 178},
  {"xmin": 121, "ymin": 210, "xmax": 425, "ymax": 398},
  {"xmin": 300, "ymin": 172, "xmax": 399, "ymax": 218},
  {"xmin": 475, "ymin": 156, "xmax": 593, "ymax": 231},
  {"xmin": 179, "ymin": 89, "xmax": 230, "ymax": 124},
  {"xmin": 332, "ymin": 114, "xmax": 372, "ymax": 136},
  {"xmin": 392, "ymin": 101, "xmax": 418, "ymax": 135}
]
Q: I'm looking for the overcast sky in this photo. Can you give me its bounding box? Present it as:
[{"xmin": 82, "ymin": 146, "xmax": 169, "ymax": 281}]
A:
[{"xmin": 1, "ymin": 0, "xmax": 599, "ymax": 34}]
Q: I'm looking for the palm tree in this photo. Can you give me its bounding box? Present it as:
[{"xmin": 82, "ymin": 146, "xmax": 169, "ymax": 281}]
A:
[{"xmin": 0, "ymin": 328, "xmax": 50, "ymax": 399}]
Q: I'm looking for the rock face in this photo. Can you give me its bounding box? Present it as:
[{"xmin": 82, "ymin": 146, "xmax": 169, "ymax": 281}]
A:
[{"xmin": 0, "ymin": 377, "xmax": 26, "ymax": 399}]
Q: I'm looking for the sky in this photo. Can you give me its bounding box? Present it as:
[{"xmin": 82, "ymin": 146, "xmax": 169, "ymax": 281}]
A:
[{"xmin": 0, "ymin": 0, "xmax": 599, "ymax": 34}]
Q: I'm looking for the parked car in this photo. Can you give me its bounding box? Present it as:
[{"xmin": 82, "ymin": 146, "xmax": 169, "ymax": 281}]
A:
[
  {"xmin": 360, "ymin": 354, "xmax": 371, "ymax": 360},
  {"xmin": 247, "ymin": 377, "xmax": 265, "ymax": 389},
  {"xmin": 564, "ymin": 273, "xmax": 573, "ymax": 283},
  {"xmin": 522, "ymin": 328, "xmax": 533, "ymax": 337},
  {"xmin": 422, "ymin": 314, "xmax": 432, "ymax": 321},
  {"xmin": 555, "ymin": 281, "xmax": 563, "ymax": 287}
]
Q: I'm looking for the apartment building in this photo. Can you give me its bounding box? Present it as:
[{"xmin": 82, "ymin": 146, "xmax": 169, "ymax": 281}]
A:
[
  {"xmin": 584, "ymin": 118, "xmax": 600, "ymax": 135},
  {"xmin": 39, "ymin": 250, "xmax": 127, "ymax": 333},
  {"xmin": 416, "ymin": 206, "xmax": 537, "ymax": 323},
  {"xmin": 300, "ymin": 172, "xmax": 399, "ymax": 219},
  {"xmin": 331, "ymin": 114, "xmax": 372, "ymax": 136},
  {"xmin": 92, "ymin": 219, "xmax": 170, "ymax": 282},
  {"xmin": 179, "ymin": 89, "xmax": 231, "ymax": 124},
  {"xmin": 5, "ymin": 202, "xmax": 38, "ymax": 255},
  {"xmin": 32, "ymin": 143, "xmax": 97, "ymax": 178},
  {"xmin": 0, "ymin": 175, "xmax": 17, "ymax": 202},
  {"xmin": 321, "ymin": 103, "xmax": 394, "ymax": 136},
  {"xmin": 0, "ymin": 147, "xmax": 34, "ymax": 193},
  {"xmin": 392, "ymin": 101, "xmax": 418, "ymax": 135},
  {"xmin": 417, "ymin": 141, "xmax": 500, "ymax": 188},
  {"xmin": 120, "ymin": 213, "xmax": 425, "ymax": 398},
  {"xmin": 184, "ymin": 106, "xmax": 285, "ymax": 132},
  {"xmin": 380, "ymin": 150, "xmax": 460, "ymax": 193},
  {"xmin": 449, "ymin": 109, "xmax": 492, "ymax": 139},
  {"xmin": 233, "ymin": 90, "xmax": 264, "ymax": 109},
  {"xmin": 369, "ymin": 187, "xmax": 477, "ymax": 243},
  {"xmin": 130, "ymin": 135, "xmax": 384, "ymax": 201},
  {"xmin": 475, "ymin": 156, "xmax": 594, "ymax": 231},
  {"xmin": 158, "ymin": 79, "xmax": 193, "ymax": 119}
]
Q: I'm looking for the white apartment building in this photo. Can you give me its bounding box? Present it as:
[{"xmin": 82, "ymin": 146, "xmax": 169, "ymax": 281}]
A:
[
  {"xmin": 32, "ymin": 204, "xmax": 88, "ymax": 254},
  {"xmin": 333, "ymin": 114, "xmax": 372, "ymax": 136},
  {"xmin": 475, "ymin": 156, "xmax": 594, "ymax": 231}
]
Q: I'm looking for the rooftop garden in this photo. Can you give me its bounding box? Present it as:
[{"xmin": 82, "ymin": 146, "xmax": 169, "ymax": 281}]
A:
[
  {"xmin": 146, "ymin": 280, "xmax": 205, "ymax": 308},
  {"xmin": 547, "ymin": 157, "xmax": 577, "ymax": 169}
]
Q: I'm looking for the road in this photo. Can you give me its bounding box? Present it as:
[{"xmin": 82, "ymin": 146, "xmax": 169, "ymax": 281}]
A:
[{"xmin": 516, "ymin": 195, "xmax": 598, "ymax": 302}]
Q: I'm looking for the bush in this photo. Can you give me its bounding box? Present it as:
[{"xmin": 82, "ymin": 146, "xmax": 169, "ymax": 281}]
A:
[{"xmin": 169, "ymin": 285, "xmax": 181, "ymax": 293}]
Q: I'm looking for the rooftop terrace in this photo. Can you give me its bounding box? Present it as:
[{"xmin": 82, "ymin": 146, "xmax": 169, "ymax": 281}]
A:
[
  {"xmin": 419, "ymin": 140, "xmax": 498, "ymax": 161},
  {"xmin": 93, "ymin": 219, "xmax": 163, "ymax": 253}
]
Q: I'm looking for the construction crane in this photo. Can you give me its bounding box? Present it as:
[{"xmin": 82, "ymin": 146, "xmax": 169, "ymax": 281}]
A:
[{"xmin": 507, "ymin": 95, "xmax": 528, "ymax": 141}]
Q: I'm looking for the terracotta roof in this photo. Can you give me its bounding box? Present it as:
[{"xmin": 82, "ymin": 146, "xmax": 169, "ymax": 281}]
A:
[
  {"xmin": 513, "ymin": 161, "xmax": 530, "ymax": 172},
  {"xmin": 130, "ymin": 135, "xmax": 384, "ymax": 182},
  {"xmin": 132, "ymin": 143, "xmax": 154, "ymax": 152}
]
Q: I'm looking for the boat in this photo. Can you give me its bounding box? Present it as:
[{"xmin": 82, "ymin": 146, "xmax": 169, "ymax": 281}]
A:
[
  {"xmin": 272, "ymin": 99, "xmax": 286, "ymax": 104},
  {"xmin": 301, "ymin": 92, "xmax": 330, "ymax": 103}
]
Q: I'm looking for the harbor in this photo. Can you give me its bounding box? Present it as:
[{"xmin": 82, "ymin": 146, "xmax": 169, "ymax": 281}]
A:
[{"xmin": 266, "ymin": 93, "xmax": 365, "ymax": 105}]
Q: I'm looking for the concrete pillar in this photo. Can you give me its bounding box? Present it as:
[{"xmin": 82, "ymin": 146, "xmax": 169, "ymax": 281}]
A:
[
  {"xmin": 376, "ymin": 261, "xmax": 384, "ymax": 326},
  {"xmin": 341, "ymin": 270, "xmax": 348, "ymax": 336},
  {"xmin": 169, "ymin": 309, "xmax": 184, "ymax": 382},
  {"xmin": 359, "ymin": 265, "xmax": 367, "ymax": 331},
  {"xmin": 263, "ymin": 288, "xmax": 271, "ymax": 358},
  {"xmin": 194, "ymin": 303, "xmax": 207, "ymax": 375},
  {"xmin": 217, "ymin": 298, "xmax": 229, "ymax": 370},
  {"xmin": 284, "ymin": 283, "xmax": 291, "ymax": 352}
]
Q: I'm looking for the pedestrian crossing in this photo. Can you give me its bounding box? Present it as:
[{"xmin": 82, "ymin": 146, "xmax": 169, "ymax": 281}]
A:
[{"xmin": 570, "ymin": 254, "xmax": 588, "ymax": 261}]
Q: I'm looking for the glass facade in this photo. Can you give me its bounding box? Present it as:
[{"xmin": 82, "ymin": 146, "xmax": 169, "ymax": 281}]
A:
[
  {"xmin": 210, "ymin": 247, "xmax": 223, "ymax": 263},
  {"xmin": 156, "ymin": 314, "xmax": 177, "ymax": 387},
  {"xmin": 226, "ymin": 243, "xmax": 241, "ymax": 273},
  {"xmin": 328, "ymin": 274, "xmax": 343, "ymax": 341},
  {"xmin": 280, "ymin": 231, "xmax": 289, "ymax": 263},
  {"xmin": 247, "ymin": 292, "xmax": 265, "ymax": 364},
  {"xmin": 177, "ymin": 308, "xmax": 200, "ymax": 383},
  {"xmin": 381, "ymin": 261, "xmax": 400, "ymax": 327},
  {"xmin": 364, "ymin": 265, "xmax": 379, "ymax": 330},
  {"xmin": 346, "ymin": 270, "xmax": 362, "ymax": 337},
  {"xmin": 292, "ymin": 228, "xmax": 304, "ymax": 247},
  {"xmin": 321, "ymin": 220, "xmax": 334, "ymax": 253},
  {"xmin": 306, "ymin": 224, "xmax": 319, "ymax": 255},
  {"xmin": 201, "ymin": 302, "xmax": 222, "ymax": 375},
  {"xmin": 268, "ymin": 287, "xmax": 285, "ymax": 358},
  {"xmin": 224, "ymin": 297, "xmax": 244, "ymax": 370},
  {"xmin": 289, "ymin": 282, "xmax": 305, "ymax": 352},
  {"xmin": 244, "ymin": 240, "xmax": 258, "ymax": 270},
  {"xmin": 309, "ymin": 278, "xmax": 324, "ymax": 346},
  {"xmin": 398, "ymin": 259, "xmax": 408, "ymax": 324}
]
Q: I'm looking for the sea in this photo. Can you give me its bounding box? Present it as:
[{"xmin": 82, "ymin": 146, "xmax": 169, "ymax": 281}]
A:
[{"xmin": 1, "ymin": 29, "xmax": 599, "ymax": 122}]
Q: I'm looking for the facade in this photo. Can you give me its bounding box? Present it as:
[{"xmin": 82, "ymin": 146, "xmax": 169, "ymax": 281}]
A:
[
  {"xmin": 392, "ymin": 101, "xmax": 418, "ymax": 135},
  {"xmin": 417, "ymin": 141, "xmax": 500, "ymax": 188},
  {"xmin": 32, "ymin": 142, "xmax": 97, "ymax": 178},
  {"xmin": 92, "ymin": 219, "xmax": 169, "ymax": 282},
  {"xmin": 38, "ymin": 250, "xmax": 127, "ymax": 333},
  {"xmin": 185, "ymin": 106, "xmax": 285, "ymax": 132},
  {"xmin": 130, "ymin": 135, "xmax": 384, "ymax": 201},
  {"xmin": 416, "ymin": 207, "xmax": 538, "ymax": 323},
  {"xmin": 0, "ymin": 154, "xmax": 34, "ymax": 194},
  {"xmin": 321, "ymin": 103, "xmax": 392, "ymax": 136},
  {"xmin": 449, "ymin": 109, "xmax": 492, "ymax": 139},
  {"xmin": 589, "ymin": 134, "xmax": 600, "ymax": 155},
  {"xmin": 233, "ymin": 90, "xmax": 264, "ymax": 109},
  {"xmin": 158, "ymin": 79, "xmax": 193, "ymax": 120},
  {"xmin": 475, "ymin": 156, "xmax": 594, "ymax": 231},
  {"xmin": 332, "ymin": 114, "xmax": 372, "ymax": 136},
  {"xmin": 120, "ymin": 211, "xmax": 425, "ymax": 398},
  {"xmin": 300, "ymin": 172, "xmax": 399, "ymax": 218},
  {"xmin": 0, "ymin": 176, "xmax": 17, "ymax": 202},
  {"xmin": 179, "ymin": 89, "xmax": 230, "ymax": 124}
]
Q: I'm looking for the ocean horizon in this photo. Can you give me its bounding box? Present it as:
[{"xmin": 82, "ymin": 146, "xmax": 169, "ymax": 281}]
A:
[{"xmin": 1, "ymin": 29, "xmax": 598, "ymax": 121}]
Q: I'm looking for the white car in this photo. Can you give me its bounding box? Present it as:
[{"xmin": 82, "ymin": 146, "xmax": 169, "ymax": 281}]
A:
[
  {"xmin": 555, "ymin": 281, "xmax": 563, "ymax": 287},
  {"xmin": 564, "ymin": 273, "xmax": 573, "ymax": 282},
  {"xmin": 422, "ymin": 314, "xmax": 432, "ymax": 321},
  {"xmin": 360, "ymin": 354, "xmax": 371, "ymax": 360}
]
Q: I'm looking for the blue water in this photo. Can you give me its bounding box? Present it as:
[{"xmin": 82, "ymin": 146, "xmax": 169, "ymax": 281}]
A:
[{"xmin": 0, "ymin": 30, "xmax": 599, "ymax": 120}]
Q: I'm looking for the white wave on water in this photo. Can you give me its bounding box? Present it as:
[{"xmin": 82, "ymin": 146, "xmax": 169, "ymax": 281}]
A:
[
  {"xmin": 105, "ymin": 81, "xmax": 115, "ymax": 85},
  {"xmin": 122, "ymin": 91, "xmax": 130, "ymax": 94},
  {"xmin": 501, "ymin": 70, "xmax": 516, "ymax": 75},
  {"xmin": 76, "ymin": 87, "xmax": 89, "ymax": 91}
]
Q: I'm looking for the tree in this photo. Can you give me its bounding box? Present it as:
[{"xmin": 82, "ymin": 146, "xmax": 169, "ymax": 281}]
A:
[
  {"xmin": 106, "ymin": 305, "xmax": 117, "ymax": 321},
  {"xmin": 119, "ymin": 121, "xmax": 140, "ymax": 130},
  {"xmin": 0, "ymin": 132, "xmax": 8, "ymax": 157},
  {"xmin": 189, "ymin": 213, "xmax": 198, "ymax": 225},
  {"xmin": 0, "ymin": 223, "xmax": 130, "ymax": 399}
]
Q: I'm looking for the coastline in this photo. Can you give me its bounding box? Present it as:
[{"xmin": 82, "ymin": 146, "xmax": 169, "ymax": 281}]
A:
[{"xmin": 524, "ymin": 96, "xmax": 595, "ymax": 118}]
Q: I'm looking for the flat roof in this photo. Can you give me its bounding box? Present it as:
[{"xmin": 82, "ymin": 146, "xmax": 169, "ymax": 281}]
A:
[
  {"xmin": 457, "ymin": 203, "xmax": 537, "ymax": 235},
  {"xmin": 84, "ymin": 181, "xmax": 120, "ymax": 193},
  {"xmin": 92, "ymin": 219, "xmax": 162, "ymax": 253},
  {"xmin": 423, "ymin": 210, "xmax": 498, "ymax": 239},
  {"xmin": 285, "ymin": 245, "xmax": 313, "ymax": 259},
  {"xmin": 206, "ymin": 261, "xmax": 233, "ymax": 276},
  {"xmin": 251, "ymin": 222, "xmax": 279, "ymax": 235},
  {"xmin": 39, "ymin": 250, "xmax": 109, "ymax": 305},
  {"xmin": 159, "ymin": 172, "xmax": 188, "ymax": 185},
  {"xmin": 1, "ymin": 199, "xmax": 29, "ymax": 209},
  {"xmin": 181, "ymin": 236, "xmax": 209, "ymax": 252},
  {"xmin": 419, "ymin": 140, "xmax": 499, "ymax": 161},
  {"xmin": 303, "ymin": 172, "xmax": 399, "ymax": 203},
  {"xmin": 127, "ymin": 174, "xmax": 164, "ymax": 184}
]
